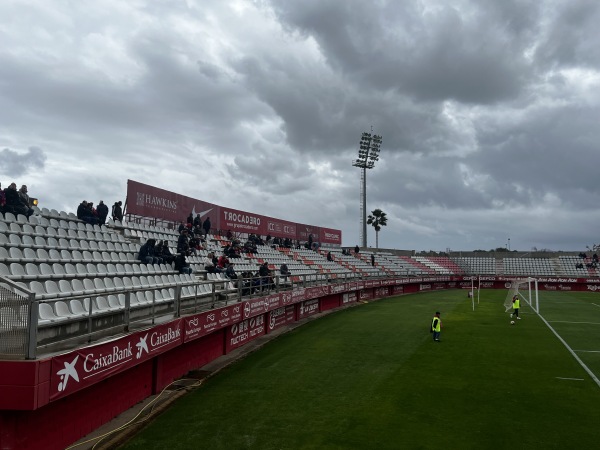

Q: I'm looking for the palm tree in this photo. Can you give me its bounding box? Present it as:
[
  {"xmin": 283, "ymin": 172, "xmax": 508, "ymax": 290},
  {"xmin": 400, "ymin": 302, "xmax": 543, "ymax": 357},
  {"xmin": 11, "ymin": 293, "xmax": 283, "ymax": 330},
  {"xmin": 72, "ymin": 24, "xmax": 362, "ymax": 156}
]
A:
[{"xmin": 367, "ymin": 209, "xmax": 388, "ymax": 249}]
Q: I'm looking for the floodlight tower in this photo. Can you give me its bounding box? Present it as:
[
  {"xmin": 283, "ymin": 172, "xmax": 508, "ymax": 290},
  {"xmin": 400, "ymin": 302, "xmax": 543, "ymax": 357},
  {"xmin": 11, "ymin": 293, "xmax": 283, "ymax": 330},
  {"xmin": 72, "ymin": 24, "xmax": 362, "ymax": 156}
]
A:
[{"xmin": 352, "ymin": 130, "xmax": 382, "ymax": 248}]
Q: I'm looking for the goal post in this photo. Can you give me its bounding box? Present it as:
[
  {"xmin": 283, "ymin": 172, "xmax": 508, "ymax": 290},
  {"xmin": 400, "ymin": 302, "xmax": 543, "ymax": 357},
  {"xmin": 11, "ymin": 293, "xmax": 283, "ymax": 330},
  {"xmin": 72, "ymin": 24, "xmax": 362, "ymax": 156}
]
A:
[{"xmin": 504, "ymin": 278, "xmax": 539, "ymax": 313}]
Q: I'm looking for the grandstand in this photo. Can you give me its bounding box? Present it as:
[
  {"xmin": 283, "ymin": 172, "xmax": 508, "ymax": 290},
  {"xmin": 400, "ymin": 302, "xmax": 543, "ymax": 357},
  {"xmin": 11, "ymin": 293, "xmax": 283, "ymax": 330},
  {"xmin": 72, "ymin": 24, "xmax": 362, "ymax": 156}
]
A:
[
  {"xmin": 1, "ymin": 205, "xmax": 596, "ymax": 357},
  {"xmin": 1, "ymin": 186, "xmax": 600, "ymax": 449}
]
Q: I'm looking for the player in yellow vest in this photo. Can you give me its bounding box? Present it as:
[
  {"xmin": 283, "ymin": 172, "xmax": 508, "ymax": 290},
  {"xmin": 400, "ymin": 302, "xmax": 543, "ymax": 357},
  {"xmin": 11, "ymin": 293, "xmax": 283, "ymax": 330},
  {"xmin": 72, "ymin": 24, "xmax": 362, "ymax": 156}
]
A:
[
  {"xmin": 431, "ymin": 311, "xmax": 442, "ymax": 341},
  {"xmin": 511, "ymin": 295, "xmax": 521, "ymax": 320}
]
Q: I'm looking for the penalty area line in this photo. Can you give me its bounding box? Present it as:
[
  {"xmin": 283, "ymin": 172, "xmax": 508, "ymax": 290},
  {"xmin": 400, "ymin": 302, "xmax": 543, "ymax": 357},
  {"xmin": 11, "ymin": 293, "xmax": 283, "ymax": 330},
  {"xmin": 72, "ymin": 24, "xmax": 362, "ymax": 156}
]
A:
[
  {"xmin": 536, "ymin": 313, "xmax": 600, "ymax": 390},
  {"xmin": 555, "ymin": 377, "xmax": 584, "ymax": 381},
  {"xmin": 574, "ymin": 350, "xmax": 600, "ymax": 353}
]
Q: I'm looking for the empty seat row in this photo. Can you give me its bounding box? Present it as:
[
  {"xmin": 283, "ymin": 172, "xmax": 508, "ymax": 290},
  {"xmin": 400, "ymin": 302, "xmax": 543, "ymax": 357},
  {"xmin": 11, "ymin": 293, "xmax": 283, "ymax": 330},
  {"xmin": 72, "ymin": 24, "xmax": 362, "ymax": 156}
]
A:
[
  {"xmin": 0, "ymin": 233, "xmax": 132, "ymax": 252},
  {"xmin": 24, "ymin": 273, "xmax": 205, "ymax": 300},
  {"xmin": 37, "ymin": 283, "xmax": 215, "ymax": 325},
  {"xmin": 0, "ymin": 246, "xmax": 139, "ymax": 264},
  {"xmin": 0, "ymin": 261, "xmax": 179, "ymax": 281}
]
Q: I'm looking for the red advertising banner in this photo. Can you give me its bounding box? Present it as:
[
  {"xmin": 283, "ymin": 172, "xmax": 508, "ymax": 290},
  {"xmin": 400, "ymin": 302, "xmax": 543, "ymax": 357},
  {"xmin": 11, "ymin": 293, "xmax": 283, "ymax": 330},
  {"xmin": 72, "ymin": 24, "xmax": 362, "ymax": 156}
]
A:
[
  {"xmin": 226, "ymin": 315, "xmax": 266, "ymax": 352},
  {"xmin": 304, "ymin": 285, "xmax": 330, "ymax": 300},
  {"xmin": 297, "ymin": 224, "xmax": 320, "ymax": 242},
  {"xmin": 183, "ymin": 303, "xmax": 244, "ymax": 342},
  {"xmin": 267, "ymin": 305, "xmax": 296, "ymax": 331},
  {"xmin": 50, "ymin": 319, "xmax": 183, "ymax": 401},
  {"xmin": 358, "ymin": 289, "xmax": 373, "ymax": 301},
  {"xmin": 126, "ymin": 180, "xmax": 342, "ymax": 244},
  {"xmin": 220, "ymin": 206, "xmax": 264, "ymax": 235},
  {"xmin": 329, "ymin": 283, "xmax": 348, "ymax": 295},
  {"xmin": 264, "ymin": 217, "xmax": 297, "ymax": 238},
  {"xmin": 342, "ymin": 291, "xmax": 357, "ymax": 304},
  {"xmin": 127, "ymin": 180, "xmax": 217, "ymax": 224},
  {"xmin": 298, "ymin": 298, "xmax": 320, "ymax": 318},
  {"xmin": 392, "ymin": 285, "xmax": 404, "ymax": 295},
  {"xmin": 319, "ymin": 227, "xmax": 342, "ymax": 245},
  {"xmin": 374, "ymin": 287, "xmax": 389, "ymax": 298},
  {"xmin": 291, "ymin": 288, "xmax": 306, "ymax": 303}
]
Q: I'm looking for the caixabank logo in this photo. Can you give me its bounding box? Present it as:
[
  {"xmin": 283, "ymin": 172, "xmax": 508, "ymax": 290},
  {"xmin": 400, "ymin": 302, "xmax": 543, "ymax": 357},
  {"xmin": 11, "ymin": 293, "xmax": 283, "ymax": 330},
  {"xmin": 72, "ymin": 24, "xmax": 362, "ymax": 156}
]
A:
[{"xmin": 53, "ymin": 321, "xmax": 182, "ymax": 398}]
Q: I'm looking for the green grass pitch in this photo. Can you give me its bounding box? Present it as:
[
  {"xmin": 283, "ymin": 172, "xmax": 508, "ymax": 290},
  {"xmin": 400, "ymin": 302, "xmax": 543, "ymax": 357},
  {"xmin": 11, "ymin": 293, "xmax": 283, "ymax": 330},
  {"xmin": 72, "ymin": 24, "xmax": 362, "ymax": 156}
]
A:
[{"xmin": 121, "ymin": 289, "xmax": 600, "ymax": 449}]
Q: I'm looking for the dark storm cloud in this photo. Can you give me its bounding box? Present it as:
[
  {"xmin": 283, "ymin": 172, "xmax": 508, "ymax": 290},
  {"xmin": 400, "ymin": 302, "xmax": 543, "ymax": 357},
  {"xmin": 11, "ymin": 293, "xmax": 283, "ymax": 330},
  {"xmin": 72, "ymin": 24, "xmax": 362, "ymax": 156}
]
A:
[
  {"xmin": 270, "ymin": 0, "xmax": 537, "ymax": 103},
  {"xmin": 1, "ymin": 0, "xmax": 599, "ymax": 252},
  {"xmin": 0, "ymin": 146, "xmax": 47, "ymax": 177}
]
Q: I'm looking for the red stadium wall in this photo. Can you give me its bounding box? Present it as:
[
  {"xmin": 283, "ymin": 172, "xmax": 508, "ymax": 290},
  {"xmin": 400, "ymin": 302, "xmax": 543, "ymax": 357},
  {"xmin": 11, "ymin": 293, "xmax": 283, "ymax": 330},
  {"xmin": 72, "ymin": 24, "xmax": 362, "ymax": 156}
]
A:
[{"xmin": 3, "ymin": 276, "xmax": 600, "ymax": 449}]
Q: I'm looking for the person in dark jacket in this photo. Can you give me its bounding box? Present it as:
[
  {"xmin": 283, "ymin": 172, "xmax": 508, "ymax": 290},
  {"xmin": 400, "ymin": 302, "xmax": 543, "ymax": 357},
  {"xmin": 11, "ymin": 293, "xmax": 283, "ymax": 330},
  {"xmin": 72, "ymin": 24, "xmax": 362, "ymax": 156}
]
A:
[
  {"xmin": 156, "ymin": 241, "xmax": 175, "ymax": 264},
  {"xmin": 177, "ymin": 229, "xmax": 190, "ymax": 255},
  {"xmin": 202, "ymin": 217, "xmax": 211, "ymax": 236},
  {"xmin": 96, "ymin": 200, "xmax": 109, "ymax": 225},
  {"xmin": 138, "ymin": 239, "xmax": 161, "ymax": 264},
  {"xmin": 77, "ymin": 200, "xmax": 98, "ymax": 224},
  {"xmin": 174, "ymin": 253, "xmax": 192, "ymax": 275},
  {"xmin": 112, "ymin": 201, "xmax": 123, "ymax": 221},
  {"xmin": 4, "ymin": 183, "xmax": 33, "ymax": 217}
]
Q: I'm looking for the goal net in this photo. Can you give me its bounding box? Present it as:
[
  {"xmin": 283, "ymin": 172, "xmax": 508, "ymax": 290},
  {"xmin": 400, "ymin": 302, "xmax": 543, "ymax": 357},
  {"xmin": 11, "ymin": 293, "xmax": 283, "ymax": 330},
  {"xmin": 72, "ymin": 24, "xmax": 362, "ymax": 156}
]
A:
[{"xmin": 504, "ymin": 278, "xmax": 539, "ymax": 313}]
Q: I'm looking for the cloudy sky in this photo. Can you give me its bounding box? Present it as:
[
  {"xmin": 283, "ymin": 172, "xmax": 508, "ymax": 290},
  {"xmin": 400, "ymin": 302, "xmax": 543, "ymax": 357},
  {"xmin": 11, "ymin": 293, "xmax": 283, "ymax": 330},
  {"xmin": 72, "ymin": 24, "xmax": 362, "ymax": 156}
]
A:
[{"xmin": 1, "ymin": 0, "xmax": 599, "ymax": 252}]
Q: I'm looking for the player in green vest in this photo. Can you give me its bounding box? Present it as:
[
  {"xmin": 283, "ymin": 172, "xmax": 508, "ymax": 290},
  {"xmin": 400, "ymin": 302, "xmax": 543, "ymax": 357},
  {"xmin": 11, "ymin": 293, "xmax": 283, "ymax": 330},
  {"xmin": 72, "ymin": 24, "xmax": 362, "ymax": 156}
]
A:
[
  {"xmin": 511, "ymin": 295, "xmax": 521, "ymax": 320},
  {"xmin": 431, "ymin": 311, "xmax": 442, "ymax": 341}
]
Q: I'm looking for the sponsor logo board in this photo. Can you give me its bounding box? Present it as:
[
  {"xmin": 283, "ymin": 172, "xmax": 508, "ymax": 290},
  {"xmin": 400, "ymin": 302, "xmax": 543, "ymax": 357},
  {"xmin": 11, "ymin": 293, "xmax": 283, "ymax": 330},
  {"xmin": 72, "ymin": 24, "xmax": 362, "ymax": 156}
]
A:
[{"xmin": 51, "ymin": 319, "xmax": 182, "ymax": 400}]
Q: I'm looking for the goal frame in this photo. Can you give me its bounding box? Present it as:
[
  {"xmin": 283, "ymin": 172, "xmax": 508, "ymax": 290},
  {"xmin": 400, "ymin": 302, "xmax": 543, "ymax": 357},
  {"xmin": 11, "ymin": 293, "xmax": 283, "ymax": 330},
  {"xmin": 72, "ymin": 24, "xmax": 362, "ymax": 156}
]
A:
[{"xmin": 504, "ymin": 278, "xmax": 539, "ymax": 313}]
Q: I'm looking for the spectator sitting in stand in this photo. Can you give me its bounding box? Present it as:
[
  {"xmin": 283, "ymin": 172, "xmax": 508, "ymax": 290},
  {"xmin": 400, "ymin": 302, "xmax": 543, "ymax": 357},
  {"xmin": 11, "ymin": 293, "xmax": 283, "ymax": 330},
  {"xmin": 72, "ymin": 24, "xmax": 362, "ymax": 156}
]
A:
[
  {"xmin": 4, "ymin": 183, "xmax": 34, "ymax": 217},
  {"xmin": 96, "ymin": 200, "xmax": 109, "ymax": 225},
  {"xmin": 186, "ymin": 212, "xmax": 194, "ymax": 228},
  {"xmin": 240, "ymin": 271, "xmax": 253, "ymax": 296},
  {"xmin": 77, "ymin": 200, "xmax": 99, "ymax": 224},
  {"xmin": 18, "ymin": 185, "xmax": 34, "ymax": 217},
  {"xmin": 188, "ymin": 235, "xmax": 200, "ymax": 254},
  {"xmin": 226, "ymin": 229, "xmax": 233, "ymax": 240},
  {"xmin": 157, "ymin": 241, "xmax": 175, "ymax": 265},
  {"xmin": 217, "ymin": 254, "xmax": 230, "ymax": 271},
  {"xmin": 138, "ymin": 239, "xmax": 162, "ymax": 264},
  {"xmin": 112, "ymin": 201, "xmax": 123, "ymax": 222},
  {"xmin": 174, "ymin": 252, "xmax": 193, "ymax": 275},
  {"xmin": 225, "ymin": 263, "xmax": 238, "ymax": 280},
  {"xmin": 203, "ymin": 252, "xmax": 217, "ymax": 273},
  {"xmin": 280, "ymin": 263, "xmax": 291, "ymax": 277},
  {"xmin": 259, "ymin": 261, "xmax": 274, "ymax": 291},
  {"xmin": 327, "ymin": 251, "xmax": 333, "ymax": 261}
]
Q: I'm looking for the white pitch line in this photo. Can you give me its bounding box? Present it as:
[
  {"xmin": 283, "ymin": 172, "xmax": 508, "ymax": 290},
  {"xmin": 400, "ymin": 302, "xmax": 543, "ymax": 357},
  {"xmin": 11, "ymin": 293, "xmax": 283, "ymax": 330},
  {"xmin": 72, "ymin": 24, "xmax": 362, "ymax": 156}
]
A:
[
  {"xmin": 556, "ymin": 377, "xmax": 584, "ymax": 381},
  {"xmin": 547, "ymin": 321, "xmax": 600, "ymax": 325},
  {"xmin": 536, "ymin": 313, "xmax": 600, "ymax": 390},
  {"xmin": 574, "ymin": 350, "xmax": 600, "ymax": 353},
  {"xmin": 592, "ymin": 303, "xmax": 600, "ymax": 308}
]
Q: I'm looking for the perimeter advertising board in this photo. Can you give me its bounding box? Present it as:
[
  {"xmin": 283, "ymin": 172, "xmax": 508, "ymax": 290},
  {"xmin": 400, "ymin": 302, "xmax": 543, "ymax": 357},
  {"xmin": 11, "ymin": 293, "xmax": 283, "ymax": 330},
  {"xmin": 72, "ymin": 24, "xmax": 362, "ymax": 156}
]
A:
[
  {"xmin": 183, "ymin": 303, "xmax": 244, "ymax": 342},
  {"xmin": 226, "ymin": 315, "xmax": 266, "ymax": 352},
  {"xmin": 298, "ymin": 298, "xmax": 320, "ymax": 318},
  {"xmin": 268, "ymin": 305, "xmax": 296, "ymax": 331},
  {"xmin": 50, "ymin": 319, "xmax": 183, "ymax": 401}
]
